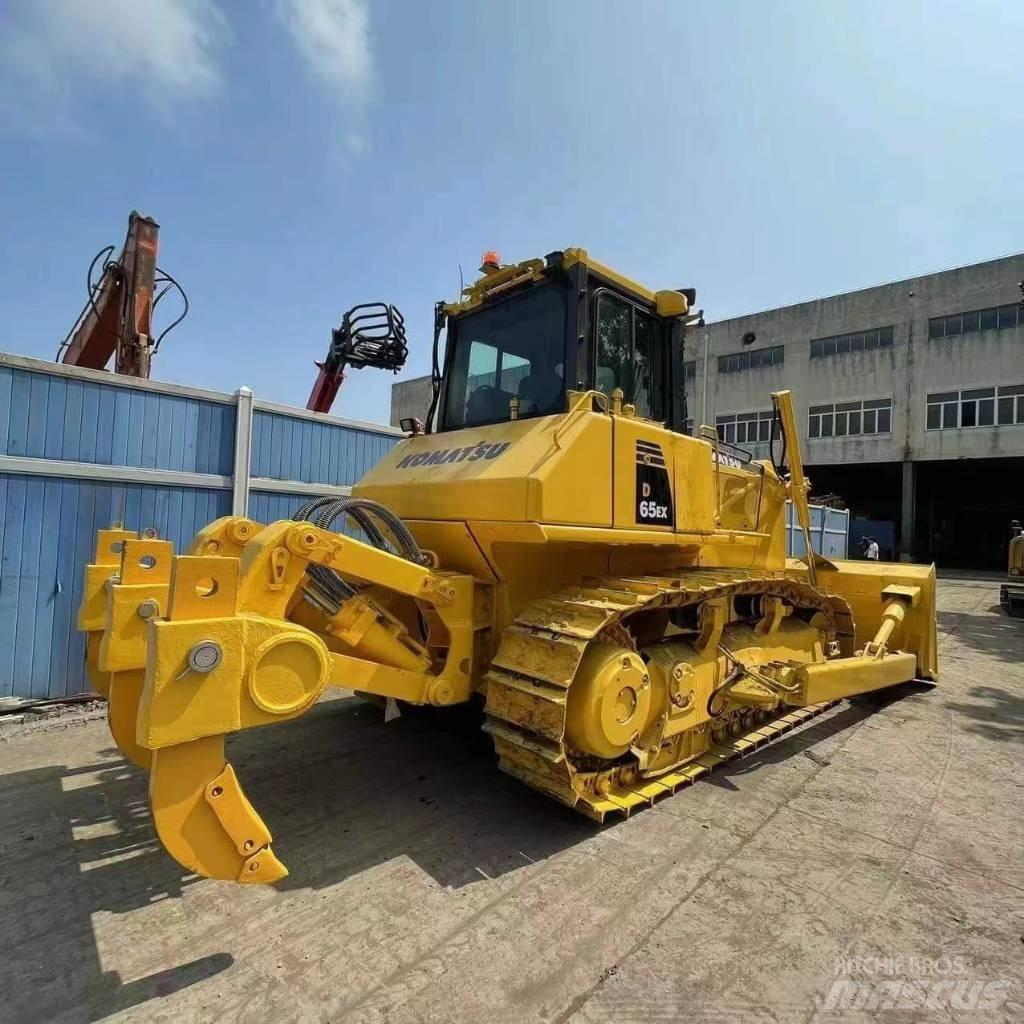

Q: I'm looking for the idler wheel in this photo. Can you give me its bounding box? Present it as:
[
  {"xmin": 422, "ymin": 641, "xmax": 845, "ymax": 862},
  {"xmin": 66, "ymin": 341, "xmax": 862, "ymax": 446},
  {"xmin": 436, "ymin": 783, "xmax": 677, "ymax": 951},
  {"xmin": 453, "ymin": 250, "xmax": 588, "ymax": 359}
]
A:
[{"xmin": 566, "ymin": 643, "xmax": 653, "ymax": 759}]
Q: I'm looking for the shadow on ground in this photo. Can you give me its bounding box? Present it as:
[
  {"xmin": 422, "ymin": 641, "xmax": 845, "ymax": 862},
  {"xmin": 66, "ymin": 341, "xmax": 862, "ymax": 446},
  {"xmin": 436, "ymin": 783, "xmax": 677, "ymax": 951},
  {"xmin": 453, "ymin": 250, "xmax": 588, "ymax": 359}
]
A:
[
  {"xmin": 0, "ymin": 755, "xmax": 233, "ymax": 1022},
  {"xmin": 244, "ymin": 697, "xmax": 596, "ymax": 892},
  {"xmin": 0, "ymin": 696, "xmax": 592, "ymax": 1020},
  {"xmin": 0, "ymin": 682, "xmax": 930, "ymax": 1021},
  {"xmin": 944, "ymin": 685, "xmax": 1024, "ymax": 744},
  {"xmin": 707, "ymin": 681, "xmax": 934, "ymax": 785},
  {"xmin": 937, "ymin": 607, "xmax": 1024, "ymax": 665}
]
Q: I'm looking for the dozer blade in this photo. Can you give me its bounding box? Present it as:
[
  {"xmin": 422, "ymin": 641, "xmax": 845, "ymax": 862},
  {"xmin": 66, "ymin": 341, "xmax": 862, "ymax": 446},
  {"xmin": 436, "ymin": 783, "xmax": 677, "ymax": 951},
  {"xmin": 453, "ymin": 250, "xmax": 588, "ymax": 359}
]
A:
[{"xmin": 150, "ymin": 735, "xmax": 287, "ymax": 884}]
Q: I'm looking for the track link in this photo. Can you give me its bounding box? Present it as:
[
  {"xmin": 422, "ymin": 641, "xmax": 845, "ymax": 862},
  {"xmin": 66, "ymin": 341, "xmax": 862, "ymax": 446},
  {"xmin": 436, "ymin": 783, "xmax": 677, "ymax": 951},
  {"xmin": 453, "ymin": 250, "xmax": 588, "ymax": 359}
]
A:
[{"xmin": 483, "ymin": 568, "xmax": 854, "ymax": 821}]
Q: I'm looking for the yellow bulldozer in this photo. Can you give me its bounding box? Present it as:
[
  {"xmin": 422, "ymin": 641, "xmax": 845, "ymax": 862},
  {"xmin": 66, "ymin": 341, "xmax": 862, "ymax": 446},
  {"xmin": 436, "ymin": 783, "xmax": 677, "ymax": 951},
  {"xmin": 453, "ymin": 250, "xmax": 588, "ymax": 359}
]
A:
[
  {"xmin": 1001, "ymin": 520, "xmax": 1024, "ymax": 617},
  {"xmin": 78, "ymin": 248, "xmax": 938, "ymax": 885}
]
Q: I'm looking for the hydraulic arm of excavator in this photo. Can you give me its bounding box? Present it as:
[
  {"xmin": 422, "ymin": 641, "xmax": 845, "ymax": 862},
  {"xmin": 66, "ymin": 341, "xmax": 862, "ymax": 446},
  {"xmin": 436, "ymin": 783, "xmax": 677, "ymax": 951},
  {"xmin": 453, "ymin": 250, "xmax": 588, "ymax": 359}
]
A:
[
  {"xmin": 79, "ymin": 246, "xmax": 938, "ymax": 886},
  {"xmin": 56, "ymin": 211, "xmax": 188, "ymax": 378}
]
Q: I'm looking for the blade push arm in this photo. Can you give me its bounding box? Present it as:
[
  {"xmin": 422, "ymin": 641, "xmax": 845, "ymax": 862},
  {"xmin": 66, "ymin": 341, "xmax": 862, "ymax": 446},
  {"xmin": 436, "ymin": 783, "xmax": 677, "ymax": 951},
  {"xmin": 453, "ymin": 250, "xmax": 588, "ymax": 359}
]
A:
[{"xmin": 771, "ymin": 389, "xmax": 833, "ymax": 586}]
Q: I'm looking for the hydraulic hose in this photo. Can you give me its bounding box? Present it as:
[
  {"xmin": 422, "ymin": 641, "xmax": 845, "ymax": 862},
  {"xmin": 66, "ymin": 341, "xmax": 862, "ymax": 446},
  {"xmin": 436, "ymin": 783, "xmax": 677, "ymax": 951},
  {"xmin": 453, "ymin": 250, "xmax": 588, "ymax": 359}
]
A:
[
  {"xmin": 312, "ymin": 497, "xmax": 428, "ymax": 566},
  {"xmin": 293, "ymin": 496, "xmax": 430, "ymax": 607},
  {"xmin": 298, "ymin": 496, "xmax": 390, "ymax": 550}
]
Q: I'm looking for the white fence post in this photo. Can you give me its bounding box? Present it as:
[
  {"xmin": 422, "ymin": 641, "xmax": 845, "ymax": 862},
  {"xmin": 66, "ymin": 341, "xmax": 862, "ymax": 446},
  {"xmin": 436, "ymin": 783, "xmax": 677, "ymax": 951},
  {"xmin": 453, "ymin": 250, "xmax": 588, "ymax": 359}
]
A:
[{"xmin": 232, "ymin": 386, "xmax": 254, "ymax": 515}]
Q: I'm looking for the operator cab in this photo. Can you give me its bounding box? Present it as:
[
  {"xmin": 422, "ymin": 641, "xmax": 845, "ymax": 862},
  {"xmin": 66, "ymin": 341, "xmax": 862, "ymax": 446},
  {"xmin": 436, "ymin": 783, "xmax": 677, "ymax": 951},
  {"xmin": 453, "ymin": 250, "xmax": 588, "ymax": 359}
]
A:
[{"xmin": 434, "ymin": 249, "xmax": 695, "ymax": 435}]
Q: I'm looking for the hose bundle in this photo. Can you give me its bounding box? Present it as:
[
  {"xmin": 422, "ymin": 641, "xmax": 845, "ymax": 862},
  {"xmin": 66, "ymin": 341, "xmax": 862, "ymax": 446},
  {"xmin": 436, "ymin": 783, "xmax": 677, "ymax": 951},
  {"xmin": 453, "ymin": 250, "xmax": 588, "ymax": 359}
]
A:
[{"xmin": 292, "ymin": 496, "xmax": 429, "ymax": 607}]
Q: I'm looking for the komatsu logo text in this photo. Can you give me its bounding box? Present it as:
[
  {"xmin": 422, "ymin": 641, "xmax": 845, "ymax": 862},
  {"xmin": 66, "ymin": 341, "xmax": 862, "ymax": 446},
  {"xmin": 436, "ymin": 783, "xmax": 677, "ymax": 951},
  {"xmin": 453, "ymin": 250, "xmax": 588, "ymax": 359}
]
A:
[{"xmin": 396, "ymin": 441, "xmax": 513, "ymax": 469}]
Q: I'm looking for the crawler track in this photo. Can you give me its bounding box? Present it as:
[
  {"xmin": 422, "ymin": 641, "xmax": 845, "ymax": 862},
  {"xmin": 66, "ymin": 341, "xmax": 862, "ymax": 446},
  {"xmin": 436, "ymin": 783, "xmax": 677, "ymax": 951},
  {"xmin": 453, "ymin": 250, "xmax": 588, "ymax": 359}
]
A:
[{"xmin": 483, "ymin": 568, "xmax": 854, "ymax": 819}]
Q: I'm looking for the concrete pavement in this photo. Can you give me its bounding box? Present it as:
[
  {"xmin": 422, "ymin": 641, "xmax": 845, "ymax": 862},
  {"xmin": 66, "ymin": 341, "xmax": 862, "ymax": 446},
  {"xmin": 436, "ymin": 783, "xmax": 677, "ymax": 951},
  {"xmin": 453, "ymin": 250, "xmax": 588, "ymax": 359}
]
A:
[{"xmin": 0, "ymin": 577, "xmax": 1021, "ymax": 1022}]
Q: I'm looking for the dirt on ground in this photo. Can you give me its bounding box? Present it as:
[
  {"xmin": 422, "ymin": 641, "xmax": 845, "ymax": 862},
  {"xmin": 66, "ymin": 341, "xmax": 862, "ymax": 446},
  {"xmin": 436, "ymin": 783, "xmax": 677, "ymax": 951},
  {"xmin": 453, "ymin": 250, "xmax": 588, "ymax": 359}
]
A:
[{"xmin": 0, "ymin": 576, "xmax": 1021, "ymax": 1023}]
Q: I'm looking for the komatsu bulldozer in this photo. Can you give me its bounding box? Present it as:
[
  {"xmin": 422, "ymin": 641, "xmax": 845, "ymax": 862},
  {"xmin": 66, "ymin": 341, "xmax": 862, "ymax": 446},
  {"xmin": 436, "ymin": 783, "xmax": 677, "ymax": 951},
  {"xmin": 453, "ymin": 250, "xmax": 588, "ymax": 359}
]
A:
[{"xmin": 78, "ymin": 248, "xmax": 938, "ymax": 885}]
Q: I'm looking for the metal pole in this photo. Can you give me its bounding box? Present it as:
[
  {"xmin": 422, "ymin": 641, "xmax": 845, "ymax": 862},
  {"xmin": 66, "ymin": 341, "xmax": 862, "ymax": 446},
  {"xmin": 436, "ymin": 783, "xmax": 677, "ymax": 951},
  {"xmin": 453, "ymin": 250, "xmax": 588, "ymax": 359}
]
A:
[
  {"xmin": 232, "ymin": 386, "xmax": 254, "ymax": 515},
  {"xmin": 701, "ymin": 328, "xmax": 709, "ymax": 427}
]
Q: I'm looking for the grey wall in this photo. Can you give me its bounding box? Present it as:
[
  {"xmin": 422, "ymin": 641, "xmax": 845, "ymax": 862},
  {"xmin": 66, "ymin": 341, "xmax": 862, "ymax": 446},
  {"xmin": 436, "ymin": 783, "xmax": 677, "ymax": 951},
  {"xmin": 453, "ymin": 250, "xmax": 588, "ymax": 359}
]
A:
[
  {"xmin": 691, "ymin": 253, "xmax": 1024, "ymax": 465},
  {"xmin": 390, "ymin": 375, "xmax": 434, "ymax": 427}
]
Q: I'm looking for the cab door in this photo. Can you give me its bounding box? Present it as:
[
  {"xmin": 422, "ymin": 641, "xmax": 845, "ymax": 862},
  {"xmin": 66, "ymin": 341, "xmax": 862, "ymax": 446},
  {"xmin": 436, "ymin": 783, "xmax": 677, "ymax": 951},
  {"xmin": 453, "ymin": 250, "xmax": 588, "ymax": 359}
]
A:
[{"xmin": 591, "ymin": 289, "xmax": 676, "ymax": 533}]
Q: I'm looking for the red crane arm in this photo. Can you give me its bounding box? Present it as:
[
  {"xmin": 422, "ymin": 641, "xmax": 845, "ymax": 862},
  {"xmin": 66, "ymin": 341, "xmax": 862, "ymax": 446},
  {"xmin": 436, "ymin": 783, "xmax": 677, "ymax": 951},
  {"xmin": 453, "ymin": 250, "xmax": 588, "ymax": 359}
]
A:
[{"xmin": 306, "ymin": 363, "xmax": 345, "ymax": 413}]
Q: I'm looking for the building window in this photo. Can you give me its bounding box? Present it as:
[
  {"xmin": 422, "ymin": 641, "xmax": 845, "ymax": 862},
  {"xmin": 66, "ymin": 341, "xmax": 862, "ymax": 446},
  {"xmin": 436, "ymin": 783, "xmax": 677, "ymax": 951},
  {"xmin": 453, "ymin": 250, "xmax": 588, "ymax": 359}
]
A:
[
  {"xmin": 717, "ymin": 345, "xmax": 784, "ymax": 374},
  {"xmin": 927, "ymin": 384, "xmax": 1024, "ymax": 429},
  {"xmin": 928, "ymin": 303, "xmax": 1022, "ymax": 339},
  {"xmin": 998, "ymin": 385, "xmax": 1024, "ymax": 425},
  {"xmin": 809, "ymin": 325, "xmax": 894, "ymax": 359},
  {"xmin": 808, "ymin": 398, "xmax": 892, "ymax": 439},
  {"xmin": 682, "ymin": 360, "xmax": 696, "ymax": 381},
  {"xmin": 716, "ymin": 410, "xmax": 773, "ymax": 445}
]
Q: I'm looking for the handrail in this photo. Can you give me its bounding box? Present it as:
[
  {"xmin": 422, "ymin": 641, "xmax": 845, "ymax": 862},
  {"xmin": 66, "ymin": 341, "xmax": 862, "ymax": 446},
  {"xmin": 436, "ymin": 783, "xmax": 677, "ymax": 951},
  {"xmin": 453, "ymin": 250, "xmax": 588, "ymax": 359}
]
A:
[
  {"xmin": 698, "ymin": 425, "xmax": 723, "ymax": 525},
  {"xmin": 771, "ymin": 390, "xmax": 820, "ymax": 588}
]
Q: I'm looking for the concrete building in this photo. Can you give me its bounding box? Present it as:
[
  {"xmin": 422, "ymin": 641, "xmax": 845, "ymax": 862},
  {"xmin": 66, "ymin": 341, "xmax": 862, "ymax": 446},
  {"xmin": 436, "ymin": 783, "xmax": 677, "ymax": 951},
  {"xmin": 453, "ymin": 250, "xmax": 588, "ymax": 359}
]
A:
[
  {"xmin": 389, "ymin": 373, "xmax": 433, "ymax": 429},
  {"xmin": 390, "ymin": 253, "xmax": 1024, "ymax": 567},
  {"xmin": 692, "ymin": 253, "xmax": 1024, "ymax": 567}
]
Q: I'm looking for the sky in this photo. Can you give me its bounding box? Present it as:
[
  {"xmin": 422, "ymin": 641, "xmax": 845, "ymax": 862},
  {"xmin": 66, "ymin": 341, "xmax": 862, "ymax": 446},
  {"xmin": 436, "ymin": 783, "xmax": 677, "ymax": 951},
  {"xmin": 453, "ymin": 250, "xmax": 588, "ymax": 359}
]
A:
[{"xmin": 1, "ymin": 0, "xmax": 1022, "ymax": 426}]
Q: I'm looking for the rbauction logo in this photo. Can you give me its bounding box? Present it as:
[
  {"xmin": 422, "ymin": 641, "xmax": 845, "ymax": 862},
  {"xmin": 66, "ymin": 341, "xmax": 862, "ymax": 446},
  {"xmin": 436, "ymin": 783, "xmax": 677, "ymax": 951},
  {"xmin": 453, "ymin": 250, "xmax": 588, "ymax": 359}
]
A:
[{"xmin": 396, "ymin": 441, "xmax": 513, "ymax": 469}]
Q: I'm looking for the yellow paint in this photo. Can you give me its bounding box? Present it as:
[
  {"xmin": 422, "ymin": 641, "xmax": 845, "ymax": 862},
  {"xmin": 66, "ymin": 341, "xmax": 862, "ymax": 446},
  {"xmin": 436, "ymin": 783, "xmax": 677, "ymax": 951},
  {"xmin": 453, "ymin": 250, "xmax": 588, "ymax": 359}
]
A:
[
  {"xmin": 796, "ymin": 651, "xmax": 918, "ymax": 702},
  {"xmin": 1009, "ymin": 531, "xmax": 1024, "ymax": 577},
  {"xmin": 189, "ymin": 516, "xmax": 259, "ymax": 558},
  {"xmin": 78, "ymin": 246, "xmax": 941, "ymax": 886},
  {"xmin": 804, "ymin": 559, "xmax": 938, "ymax": 679},
  {"xmin": 107, "ymin": 671, "xmax": 152, "ymax": 770},
  {"xmin": 246, "ymin": 632, "xmax": 329, "ymax": 715},
  {"xmin": 85, "ymin": 633, "xmax": 111, "ymax": 697},
  {"xmin": 565, "ymin": 644, "xmax": 651, "ymax": 759},
  {"xmin": 149, "ymin": 736, "xmax": 286, "ymax": 884},
  {"xmin": 562, "ymin": 248, "xmax": 659, "ymax": 306},
  {"xmin": 78, "ymin": 529, "xmax": 138, "ymax": 689}
]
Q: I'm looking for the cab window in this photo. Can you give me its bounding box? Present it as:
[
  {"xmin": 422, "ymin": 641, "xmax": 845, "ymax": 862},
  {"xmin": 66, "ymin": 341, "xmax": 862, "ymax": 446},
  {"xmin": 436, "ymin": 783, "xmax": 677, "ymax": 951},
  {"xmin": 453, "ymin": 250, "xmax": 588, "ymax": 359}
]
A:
[
  {"xmin": 633, "ymin": 309, "xmax": 663, "ymax": 420},
  {"xmin": 441, "ymin": 283, "xmax": 567, "ymax": 430},
  {"xmin": 595, "ymin": 292, "xmax": 665, "ymax": 420}
]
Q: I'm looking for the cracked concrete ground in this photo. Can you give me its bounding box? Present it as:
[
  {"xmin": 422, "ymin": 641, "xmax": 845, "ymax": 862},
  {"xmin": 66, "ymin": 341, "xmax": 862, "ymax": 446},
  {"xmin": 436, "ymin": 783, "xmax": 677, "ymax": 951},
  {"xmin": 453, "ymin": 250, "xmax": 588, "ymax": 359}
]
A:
[{"xmin": 0, "ymin": 576, "xmax": 1021, "ymax": 1023}]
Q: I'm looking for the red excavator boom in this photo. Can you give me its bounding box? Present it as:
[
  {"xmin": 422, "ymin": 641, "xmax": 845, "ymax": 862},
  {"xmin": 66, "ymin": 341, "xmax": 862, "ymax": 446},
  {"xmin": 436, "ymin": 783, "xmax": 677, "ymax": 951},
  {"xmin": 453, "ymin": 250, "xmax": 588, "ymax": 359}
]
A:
[{"xmin": 57, "ymin": 211, "xmax": 164, "ymax": 378}]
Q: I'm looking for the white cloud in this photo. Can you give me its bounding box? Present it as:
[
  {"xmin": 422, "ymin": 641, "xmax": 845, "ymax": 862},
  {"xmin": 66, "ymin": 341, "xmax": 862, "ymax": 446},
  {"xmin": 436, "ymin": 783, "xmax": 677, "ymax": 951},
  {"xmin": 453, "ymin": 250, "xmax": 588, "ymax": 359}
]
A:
[
  {"xmin": 0, "ymin": 0, "xmax": 228, "ymax": 130},
  {"xmin": 275, "ymin": 0, "xmax": 371, "ymax": 101}
]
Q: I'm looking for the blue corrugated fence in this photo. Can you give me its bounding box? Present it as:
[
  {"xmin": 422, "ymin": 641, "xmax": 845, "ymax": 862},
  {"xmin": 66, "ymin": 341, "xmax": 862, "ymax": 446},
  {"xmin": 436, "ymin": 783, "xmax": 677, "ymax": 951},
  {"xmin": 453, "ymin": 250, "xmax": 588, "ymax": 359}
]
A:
[
  {"xmin": 786, "ymin": 502, "xmax": 850, "ymax": 558},
  {"xmin": 251, "ymin": 408, "xmax": 395, "ymax": 486},
  {"xmin": 0, "ymin": 353, "xmax": 401, "ymax": 699}
]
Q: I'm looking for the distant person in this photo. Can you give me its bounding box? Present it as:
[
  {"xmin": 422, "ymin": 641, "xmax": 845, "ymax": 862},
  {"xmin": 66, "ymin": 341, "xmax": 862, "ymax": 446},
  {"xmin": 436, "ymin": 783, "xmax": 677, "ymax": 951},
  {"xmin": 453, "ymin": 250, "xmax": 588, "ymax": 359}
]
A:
[
  {"xmin": 858, "ymin": 536, "xmax": 870, "ymax": 558},
  {"xmin": 866, "ymin": 537, "xmax": 880, "ymax": 561}
]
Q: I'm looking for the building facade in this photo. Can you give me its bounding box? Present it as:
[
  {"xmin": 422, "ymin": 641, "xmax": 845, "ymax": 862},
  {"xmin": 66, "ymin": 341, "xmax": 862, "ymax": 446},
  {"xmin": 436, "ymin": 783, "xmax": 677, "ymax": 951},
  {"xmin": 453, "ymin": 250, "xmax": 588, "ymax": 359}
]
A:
[
  {"xmin": 691, "ymin": 253, "xmax": 1024, "ymax": 567},
  {"xmin": 390, "ymin": 253, "xmax": 1024, "ymax": 567}
]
